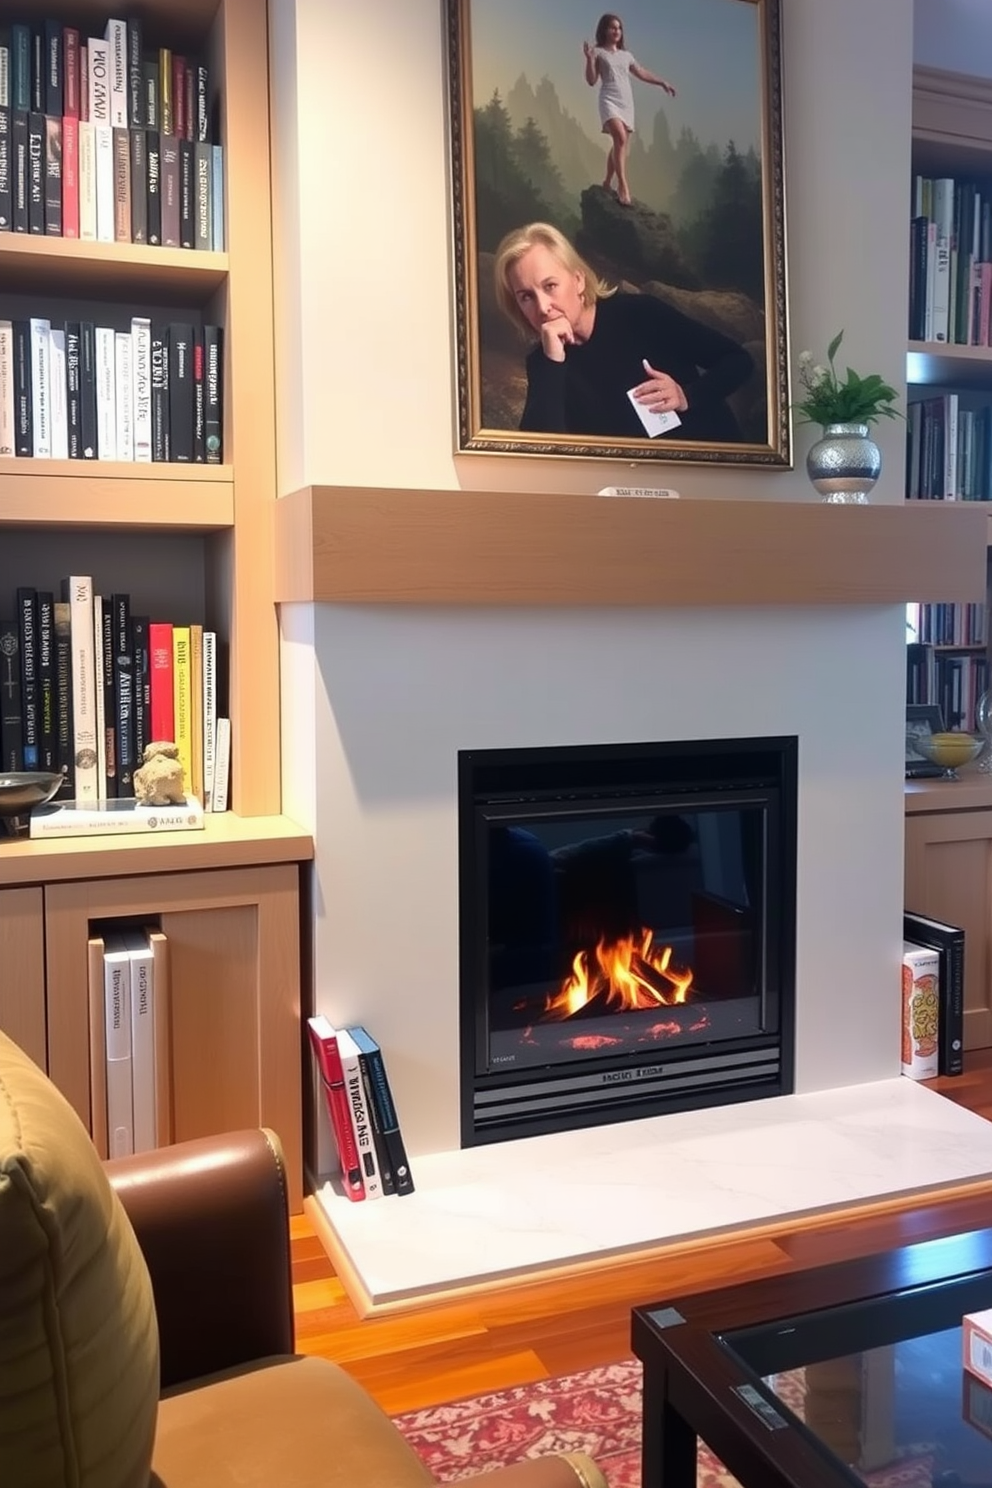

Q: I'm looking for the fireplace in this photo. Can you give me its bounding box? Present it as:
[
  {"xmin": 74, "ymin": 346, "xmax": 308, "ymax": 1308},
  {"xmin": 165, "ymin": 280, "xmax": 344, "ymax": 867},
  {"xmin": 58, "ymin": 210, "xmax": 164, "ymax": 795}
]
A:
[{"xmin": 458, "ymin": 737, "xmax": 798, "ymax": 1144}]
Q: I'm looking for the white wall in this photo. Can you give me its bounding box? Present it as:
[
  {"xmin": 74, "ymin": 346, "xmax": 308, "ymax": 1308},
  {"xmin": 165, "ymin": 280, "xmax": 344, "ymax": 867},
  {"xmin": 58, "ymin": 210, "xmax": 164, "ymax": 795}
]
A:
[
  {"xmin": 915, "ymin": 0, "xmax": 992, "ymax": 75},
  {"xmin": 270, "ymin": 0, "xmax": 917, "ymax": 1157}
]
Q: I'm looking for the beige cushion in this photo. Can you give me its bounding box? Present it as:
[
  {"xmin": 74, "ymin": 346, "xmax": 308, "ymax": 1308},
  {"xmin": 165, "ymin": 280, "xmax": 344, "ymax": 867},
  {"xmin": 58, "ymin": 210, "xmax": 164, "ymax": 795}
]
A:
[{"xmin": 0, "ymin": 1029, "xmax": 159, "ymax": 1488}]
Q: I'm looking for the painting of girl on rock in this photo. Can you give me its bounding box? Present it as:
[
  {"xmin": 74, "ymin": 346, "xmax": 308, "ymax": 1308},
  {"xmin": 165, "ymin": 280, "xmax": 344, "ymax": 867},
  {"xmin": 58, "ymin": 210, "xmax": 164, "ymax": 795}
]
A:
[{"xmin": 445, "ymin": 0, "xmax": 789, "ymax": 466}]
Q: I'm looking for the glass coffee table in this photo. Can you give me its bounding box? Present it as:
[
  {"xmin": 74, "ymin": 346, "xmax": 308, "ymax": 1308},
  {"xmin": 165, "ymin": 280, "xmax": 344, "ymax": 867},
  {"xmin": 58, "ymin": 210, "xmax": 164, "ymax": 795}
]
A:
[{"xmin": 632, "ymin": 1228, "xmax": 992, "ymax": 1488}]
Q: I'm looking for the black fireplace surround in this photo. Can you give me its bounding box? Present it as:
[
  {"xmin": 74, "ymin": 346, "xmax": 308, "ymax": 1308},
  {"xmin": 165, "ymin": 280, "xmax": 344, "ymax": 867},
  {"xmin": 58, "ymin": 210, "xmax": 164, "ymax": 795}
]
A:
[{"xmin": 458, "ymin": 737, "xmax": 798, "ymax": 1145}]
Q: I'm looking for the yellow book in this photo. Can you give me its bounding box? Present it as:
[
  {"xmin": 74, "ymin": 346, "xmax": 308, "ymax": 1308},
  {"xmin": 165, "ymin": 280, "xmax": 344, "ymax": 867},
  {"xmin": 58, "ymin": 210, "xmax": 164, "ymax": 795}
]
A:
[
  {"xmin": 189, "ymin": 624, "xmax": 204, "ymax": 805},
  {"xmin": 159, "ymin": 48, "xmax": 173, "ymax": 137},
  {"xmin": 172, "ymin": 626, "xmax": 192, "ymax": 800}
]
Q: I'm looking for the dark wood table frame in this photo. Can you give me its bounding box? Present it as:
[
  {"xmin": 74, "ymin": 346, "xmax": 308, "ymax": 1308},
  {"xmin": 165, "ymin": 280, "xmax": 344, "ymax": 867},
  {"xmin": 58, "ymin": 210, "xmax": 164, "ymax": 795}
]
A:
[{"xmin": 632, "ymin": 1227, "xmax": 992, "ymax": 1488}]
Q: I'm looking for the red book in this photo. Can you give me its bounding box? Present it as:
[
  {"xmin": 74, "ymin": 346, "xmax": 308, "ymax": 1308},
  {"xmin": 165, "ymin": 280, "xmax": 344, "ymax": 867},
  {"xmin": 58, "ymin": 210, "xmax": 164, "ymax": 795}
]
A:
[
  {"xmin": 62, "ymin": 116, "xmax": 79, "ymax": 238},
  {"xmin": 148, "ymin": 621, "xmax": 174, "ymax": 741},
  {"xmin": 63, "ymin": 28, "xmax": 80, "ymax": 119},
  {"xmin": 307, "ymin": 1016, "xmax": 365, "ymax": 1202}
]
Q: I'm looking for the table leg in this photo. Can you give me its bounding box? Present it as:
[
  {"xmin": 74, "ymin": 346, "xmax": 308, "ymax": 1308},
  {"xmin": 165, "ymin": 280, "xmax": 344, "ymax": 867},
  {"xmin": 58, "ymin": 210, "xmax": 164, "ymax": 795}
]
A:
[{"xmin": 642, "ymin": 1366, "xmax": 698, "ymax": 1488}]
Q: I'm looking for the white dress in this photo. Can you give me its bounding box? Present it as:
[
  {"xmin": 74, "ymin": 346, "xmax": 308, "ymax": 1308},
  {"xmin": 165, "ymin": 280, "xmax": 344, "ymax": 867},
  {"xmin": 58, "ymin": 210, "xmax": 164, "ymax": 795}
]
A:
[{"xmin": 594, "ymin": 47, "xmax": 640, "ymax": 133}]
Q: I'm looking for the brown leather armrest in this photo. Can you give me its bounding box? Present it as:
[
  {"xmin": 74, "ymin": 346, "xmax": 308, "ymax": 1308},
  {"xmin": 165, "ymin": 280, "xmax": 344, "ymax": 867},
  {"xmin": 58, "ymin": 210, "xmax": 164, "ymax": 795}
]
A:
[{"xmin": 106, "ymin": 1128, "xmax": 295, "ymax": 1389}]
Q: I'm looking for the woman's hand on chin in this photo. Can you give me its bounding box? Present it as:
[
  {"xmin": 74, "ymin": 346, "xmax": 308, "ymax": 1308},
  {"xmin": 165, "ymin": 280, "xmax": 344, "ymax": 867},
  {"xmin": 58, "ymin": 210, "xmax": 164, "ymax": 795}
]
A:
[{"xmin": 539, "ymin": 315, "xmax": 576, "ymax": 362}]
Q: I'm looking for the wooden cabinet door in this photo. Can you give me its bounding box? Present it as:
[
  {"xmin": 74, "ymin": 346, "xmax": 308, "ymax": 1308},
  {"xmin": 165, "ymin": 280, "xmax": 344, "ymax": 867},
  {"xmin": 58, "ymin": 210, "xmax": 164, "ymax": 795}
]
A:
[
  {"xmin": 0, "ymin": 886, "xmax": 46, "ymax": 1069},
  {"xmin": 44, "ymin": 864, "xmax": 303, "ymax": 1208},
  {"xmin": 905, "ymin": 810, "xmax": 992, "ymax": 1049}
]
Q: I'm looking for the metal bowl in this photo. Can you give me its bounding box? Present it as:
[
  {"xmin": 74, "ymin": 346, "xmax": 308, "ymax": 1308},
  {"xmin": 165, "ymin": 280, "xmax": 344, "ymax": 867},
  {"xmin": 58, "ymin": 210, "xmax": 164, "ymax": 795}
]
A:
[{"xmin": 0, "ymin": 772, "xmax": 64, "ymax": 815}]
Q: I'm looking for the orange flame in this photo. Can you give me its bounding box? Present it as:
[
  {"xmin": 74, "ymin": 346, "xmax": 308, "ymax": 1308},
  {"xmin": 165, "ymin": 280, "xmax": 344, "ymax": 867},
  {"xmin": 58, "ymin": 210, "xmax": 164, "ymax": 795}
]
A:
[{"xmin": 546, "ymin": 929, "xmax": 693, "ymax": 1019}]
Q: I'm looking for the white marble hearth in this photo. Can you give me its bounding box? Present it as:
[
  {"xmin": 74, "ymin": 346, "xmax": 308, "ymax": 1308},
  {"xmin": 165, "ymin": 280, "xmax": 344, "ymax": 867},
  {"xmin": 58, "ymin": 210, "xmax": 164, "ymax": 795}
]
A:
[{"xmin": 313, "ymin": 1079, "xmax": 992, "ymax": 1312}]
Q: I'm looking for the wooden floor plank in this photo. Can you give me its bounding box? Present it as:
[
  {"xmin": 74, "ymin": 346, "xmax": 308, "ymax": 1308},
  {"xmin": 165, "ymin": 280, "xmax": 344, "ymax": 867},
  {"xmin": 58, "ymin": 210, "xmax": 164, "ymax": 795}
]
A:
[{"xmin": 291, "ymin": 1053, "xmax": 992, "ymax": 1415}]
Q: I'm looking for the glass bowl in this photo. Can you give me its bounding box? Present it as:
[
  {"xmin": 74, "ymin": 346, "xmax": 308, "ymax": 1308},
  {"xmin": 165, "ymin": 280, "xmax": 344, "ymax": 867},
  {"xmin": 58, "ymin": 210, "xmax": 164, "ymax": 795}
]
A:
[
  {"xmin": 911, "ymin": 732, "xmax": 984, "ymax": 781},
  {"xmin": 0, "ymin": 772, "xmax": 64, "ymax": 836}
]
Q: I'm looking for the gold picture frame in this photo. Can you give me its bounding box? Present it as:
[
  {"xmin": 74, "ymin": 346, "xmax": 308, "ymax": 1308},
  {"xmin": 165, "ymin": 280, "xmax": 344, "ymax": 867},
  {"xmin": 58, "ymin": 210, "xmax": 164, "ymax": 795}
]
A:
[{"xmin": 445, "ymin": 0, "xmax": 790, "ymax": 467}]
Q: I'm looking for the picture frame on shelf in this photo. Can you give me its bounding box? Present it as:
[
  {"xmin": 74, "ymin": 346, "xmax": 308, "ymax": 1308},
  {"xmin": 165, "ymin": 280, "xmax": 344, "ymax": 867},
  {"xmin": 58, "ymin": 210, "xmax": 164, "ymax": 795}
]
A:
[
  {"xmin": 443, "ymin": 0, "xmax": 790, "ymax": 467},
  {"xmin": 906, "ymin": 703, "xmax": 946, "ymax": 779}
]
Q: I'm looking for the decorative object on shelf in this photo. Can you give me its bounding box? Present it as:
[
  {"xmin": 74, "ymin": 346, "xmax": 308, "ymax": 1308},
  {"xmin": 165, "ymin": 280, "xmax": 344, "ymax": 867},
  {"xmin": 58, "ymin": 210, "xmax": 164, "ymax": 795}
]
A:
[
  {"xmin": 0, "ymin": 772, "xmax": 63, "ymax": 838},
  {"xmin": 133, "ymin": 741, "xmax": 186, "ymax": 806},
  {"xmin": 911, "ymin": 731, "xmax": 984, "ymax": 781},
  {"xmin": 794, "ymin": 331, "xmax": 902, "ymax": 503},
  {"xmin": 977, "ymin": 690, "xmax": 992, "ymax": 774},
  {"xmin": 906, "ymin": 703, "xmax": 946, "ymax": 779}
]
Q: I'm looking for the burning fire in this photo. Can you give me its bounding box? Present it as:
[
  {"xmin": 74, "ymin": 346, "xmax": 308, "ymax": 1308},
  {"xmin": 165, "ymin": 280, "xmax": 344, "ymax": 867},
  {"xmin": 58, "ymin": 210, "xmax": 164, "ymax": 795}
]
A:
[{"xmin": 546, "ymin": 929, "xmax": 693, "ymax": 1019}]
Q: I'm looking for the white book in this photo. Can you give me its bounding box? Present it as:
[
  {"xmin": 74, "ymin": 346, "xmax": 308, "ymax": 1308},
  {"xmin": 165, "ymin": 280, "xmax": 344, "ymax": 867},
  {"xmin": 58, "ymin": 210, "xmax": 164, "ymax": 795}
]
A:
[
  {"xmin": 60, "ymin": 574, "xmax": 98, "ymax": 802},
  {"xmin": 932, "ymin": 177, "xmax": 954, "ymax": 343},
  {"xmin": 93, "ymin": 594, "xmax": 107, "ymax": 800},
  {"xmin": 29, "ymin": 318, "xmax": 51, "ymax": 458},
  {"xmin": 901, "ymin": 942, "xmax": 940, "ymax": 1081},
  {"xmin": 49, "ymin": 327, "xmax": 68, "ymax": 461},
  {"xmin": 212, "ymin": 716, "xmax": 231, "ymax": 812},
  {"xmin": 103, "ymin": 934, "xmax": 134, "ymax": 1157},
  {"xmin": 95, "ymin": 326, "xmax": 116, "ymax": 460},
  {"xmin": 121, "ymin": 928, "xmax": 157, "ymax": 1153},
  {"xmin": 336, "ymin": 1029, "xmax": 383, "ymax": 1199},
  {"xmin": 104, "ymin": 20, "xmax": 128, "ymax": 129},
  {"xmin": 29, "ymin": 794, "xmax": 205, "ymax": 839},
  {"xmin": 114, "ymin": 331, "xmax": 133, "ymax": 461},
  {"xmin": 130, "ymin": 317, "xmax": 152, "ymax": 462},
  {"xmin": 943, "ymin": 392, "xmax": 960, "ymax": 501},
  {"xmin": 94, "ymin": 123, "xmax": 114, "ymax": 244},
  {"xmin": 78, "ymin": 121, "xmax": 97, "ymax": 241},
  {"xmin": 202, "ymin": 630, "xmax": 217, "ymax": 809},
  {"xmin": 87, "ymin": 37, "xmax": 111, "ymax": 123},
  {"xmin": 0, "ymin": 320, "xmax": 14, "ymax": 456}
]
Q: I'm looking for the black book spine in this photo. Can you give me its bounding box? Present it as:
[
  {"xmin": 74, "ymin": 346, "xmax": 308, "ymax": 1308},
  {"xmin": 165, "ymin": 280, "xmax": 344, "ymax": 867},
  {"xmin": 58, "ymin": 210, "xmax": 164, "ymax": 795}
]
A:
[
  {"xmin": 79, "ymin": 320, "xmax": 97, "ymax": 459},
  {"xmin": 26, "ymin": 109, "xmax": 43, "ymax": 233},
  {"xmin": 36, "ymin": 590, "xmax": 55, "ymax": 770},
  {"xmin": 112, "ymin": 592, "xmax": 134, "ymax": 795},
  {"xmin": 101, "ymin": 600, "xmax": 117, "ymax": 798},
  {"xmin": 146, "ymin": 127, "xmax": 160, "ymax": 244},
  {"xmin": 356, "ymin": 1052, "xmax": 395, "ymax": 1195},
  {"xmin": 204, "ymin": 324, "xmax": 223, "ymax": 463},
  {"xmin": 151, "ymin": 332, "xmax": 168, "ymax": 460},
  {"xmin": 12, "ymin": 108, "xmax": 28, "ymax": 231},
  {"xmin": 0, "ymin": 619, "xmax": 23, "ymax": 770},
  {"xmin": 167, "ymin": 322, "xmax": 194, "ymax": 461},
  {"xmin": 904, "ymin": 912, "xmax": 965, "ymax": 1077},
  {"xmin": 193, "ymin": 139, "xmax": 210, "ymax": 249},
  {"xmin": 131, "ymin": 614, "xmax": 150, "ymax": 765},
  {"xmin": 179, "ymin": 135, "xmax": 193, "ymax": 248},
  {"xmin": 65, "ymin": 321, "xmax": 81, "ymax": 456},
  {"xmin": 126, "ymin": 19, "xmax": 144, "ymax": 129},
  {"xmin": 129, "ymin": 126, "xmax": 146, "ymax": 243},
  {"xmin": 44, "ymin": 114, "xmax": 60, "ymax": 235},
  {"xmin": 0, "ymin": 106, "xmax": 11, "ymax": 231},
  {"xmin": 53, "ymin": 600, "xmax": 74, "ymax": 798},
  {"xmin": 192, "ymin": 325, "xmax": 205, "ymax": 461},
  {"xmin": 361, "ymin": 1036, "xmax": 414, "ymax": 1195},
  {"xmin": 12, "ymin": 317, "xmax": 32, "ymax": 454},
  {"xmin": 30, "ymin": 26, "xmax": 42, "ymax": 113},
  {"xmin": 16, "ymin": 586, "xmax": 38, "ymax": 768},
  {"xmin": 142, "ymin": 59, "xmax": 158, "ymax": 130},
  {"xmin": 44, "ymin": 18, "xmax": 62, "ymax": 118},
  {"xmin": 11, "ymin": 26, "xmax": 30, "ymax": 112}
]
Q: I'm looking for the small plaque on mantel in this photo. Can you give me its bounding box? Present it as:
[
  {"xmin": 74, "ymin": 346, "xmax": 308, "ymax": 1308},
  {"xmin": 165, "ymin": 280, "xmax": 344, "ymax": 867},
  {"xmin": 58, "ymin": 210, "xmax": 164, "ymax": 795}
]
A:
[{"xmin": 597, "ymin": 486, "xmax": 681, "ymax": 499}]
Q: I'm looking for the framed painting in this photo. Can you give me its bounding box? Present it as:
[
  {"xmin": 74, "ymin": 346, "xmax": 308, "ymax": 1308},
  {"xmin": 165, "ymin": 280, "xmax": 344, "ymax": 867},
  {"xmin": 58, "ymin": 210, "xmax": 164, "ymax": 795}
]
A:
[{"xmin": 445, "ymin": 0, "xmax": 790, "ymax": 466}]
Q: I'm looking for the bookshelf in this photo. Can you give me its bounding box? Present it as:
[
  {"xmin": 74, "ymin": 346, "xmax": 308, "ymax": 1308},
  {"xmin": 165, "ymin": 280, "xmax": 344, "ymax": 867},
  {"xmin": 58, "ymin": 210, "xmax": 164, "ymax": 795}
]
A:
[{"xmin": 0, "ymin": 0, "xmax": 310, "ymax": 1199}]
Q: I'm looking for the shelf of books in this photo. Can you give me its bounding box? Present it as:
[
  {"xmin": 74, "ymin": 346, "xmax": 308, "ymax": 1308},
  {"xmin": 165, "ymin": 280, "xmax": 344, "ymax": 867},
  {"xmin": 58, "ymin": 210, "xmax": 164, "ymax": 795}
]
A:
[{"xmin": 0, "ymin": 0, "xmax": 282, "ymax": 833}]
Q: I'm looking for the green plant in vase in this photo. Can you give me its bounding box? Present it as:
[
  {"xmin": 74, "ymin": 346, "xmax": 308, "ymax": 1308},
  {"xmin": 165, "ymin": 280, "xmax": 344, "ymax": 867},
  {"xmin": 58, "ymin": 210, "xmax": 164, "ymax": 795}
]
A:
[{"xmin": 794, "ymin": 330, "xmax": 903, "ymax": 504}]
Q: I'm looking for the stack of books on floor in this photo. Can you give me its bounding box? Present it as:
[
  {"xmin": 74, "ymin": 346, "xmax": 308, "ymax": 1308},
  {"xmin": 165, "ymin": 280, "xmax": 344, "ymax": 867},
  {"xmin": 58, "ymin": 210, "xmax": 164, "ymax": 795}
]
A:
[
  {"xmin": 91, "ymin": 925, "xmax": 170, "ymax": 1158},
  {"xmin": 307, "ymin": 1015, "xmax": 415, "ymax": 1201},
  {"xmin": 0, "ymin": 575, "xmax": 231, "ymax": 834},
  {"xmin": 901, "ymin": 909, "xmax": 965, "ymax": 1082}
]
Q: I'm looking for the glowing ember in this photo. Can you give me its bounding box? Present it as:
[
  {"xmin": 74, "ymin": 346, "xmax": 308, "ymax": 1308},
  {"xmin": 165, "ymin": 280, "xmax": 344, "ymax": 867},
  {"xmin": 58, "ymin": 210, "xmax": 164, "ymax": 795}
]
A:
[{"xmin": 546, "ymin": 929, "xmax": 693, "ymax": 1018}]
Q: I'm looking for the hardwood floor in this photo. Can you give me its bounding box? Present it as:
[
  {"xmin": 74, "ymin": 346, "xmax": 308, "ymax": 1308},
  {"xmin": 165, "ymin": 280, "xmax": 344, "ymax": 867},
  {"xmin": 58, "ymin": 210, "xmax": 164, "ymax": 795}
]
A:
[{"xmin": 289, "ymin": 1054, "xmax": 992, "ymax": 1416}]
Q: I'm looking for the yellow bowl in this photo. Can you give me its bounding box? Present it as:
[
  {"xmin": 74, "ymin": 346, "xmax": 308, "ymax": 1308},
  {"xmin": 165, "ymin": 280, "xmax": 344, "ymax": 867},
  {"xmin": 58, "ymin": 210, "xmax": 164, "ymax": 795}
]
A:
[{"xmin": 914, "ymin": 732, "xmax": 983, "ymax": 769}]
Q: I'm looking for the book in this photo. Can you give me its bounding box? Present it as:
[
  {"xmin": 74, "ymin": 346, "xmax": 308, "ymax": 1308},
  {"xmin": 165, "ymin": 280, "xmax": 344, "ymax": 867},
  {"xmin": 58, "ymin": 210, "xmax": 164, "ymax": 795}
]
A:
[
  {"xmin": 111, "ymin": 592, "xmax": 134, "ymax": 794},
  {"xmin": 336, "ymin": 1028, "xmax": 383, "ymax": 1199},
  {"xmin": 122, "ymin": 927, "xmax": 156, "ymax": 1152},
  {"xmin": 204, "ymin": 324, "xmax": 223, "ymax": 462},
  {"xmin": 904, "ymin": 910, "xmax": 965, "ymax": 1076},
  {"xmin": 346, "ymin": 1026, "xmax": 415, "ymax": 1196},
  {"xmin": 0, "ymin": 319, "xmax": 12, "ymax": 452},
  {"xmin": 29, "ymin": 793, "xmax": 205, "ymax": 839},
  {"xmin": 202, "ymin": 629, "xmax": 216, "ymax": 810},
  {"xmin": 52, "ymin": 599, "xmax": 73, "ymax": 796},
  {"xmin": 87, "ymin": 935, "xmax": 109, "ymax": 1156},
  {"xmin": 95, "ymin": 593, "xmax": 113, "ymax": 798},
  {"xmin": 114, "ymin": 329, "xmax": 133, "ymax": 460},
  {"xmin": 36, "ymin": 590, "xmax": 54, "ymax": 771},
  {"xmin": 901, "ymin": 941, "xmax": 940, "ymax": 1081},
  {"xmin": 43, "ymin": 114, "xmax": 61, "ymax": 235},
  {"xmin": 131, "ymin": 613, "xmax": 150, "ymax": 764},
  {"xmin": 172, "ymin": 624, "xmax": 192, "ymax": 796},
  {"xmin": 167, "ymin": 321, "xmax": 193, "ymax": 460},
  {"xmin": 148, "ymin": 620, "xmax": 174, "ymax": 739},
  {"xmin": 146, "ymin": 928, "xmax": 172, "ymax": 1145},
  {"xmin": 29, "ymin": 316, "xmax": 50, "ymax": 456},
  {"xmin": 26, "ymin": 110, "xmax": 43, "ymax": 234},
  {"xmin": 59, "ymin": 574, "xmax": 98, "ymax": 802},
  {"xmin": 130, "ymin": 315, "xmax": 152, "ymax": 461},
  {"xmin": 212, "ymin": 715, "xmax": 230, "ymax": 811},
  {"xmin": 306, "ymin": 1014, "xmax": 365, "ymax": 1202},
  {"xmin": 102, "ymin": 932, "xmax": 134, "ymax": 1157},
  {"xmin": 16, "ymin": 586, "xmax": 38, "ymax": 767},
  {"xmin": 112, "ymin": 124, "xmax": 129, "ymax": 241},
  {"xmin": 160, "ymin": 131, "xmax": 179, "ymax": 246},
  {"xmin": 188, "ymin": 622, "xmax": 203, "ymax": 802},
  {"xmin": 48, "ymin": 325, "xmax": 67, "ymax": 458},
  {"xmin": 94, "ymin": 323, "xmax": 115, "ymax": 459},
  {"xmin": 0, "ymin": 105, "xmax": 9, "ymax": 232},
  {"xmin": 61, "ymin": 112, "xmax": 77, "ymax": 236}
]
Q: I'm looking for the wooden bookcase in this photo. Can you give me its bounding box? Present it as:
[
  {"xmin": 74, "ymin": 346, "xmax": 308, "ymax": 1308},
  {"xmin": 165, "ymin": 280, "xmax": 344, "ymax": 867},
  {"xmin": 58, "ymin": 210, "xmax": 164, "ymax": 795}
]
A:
[{"xmin": 0, "ymin": 0, "xmax": 311, "ymax": 1198}]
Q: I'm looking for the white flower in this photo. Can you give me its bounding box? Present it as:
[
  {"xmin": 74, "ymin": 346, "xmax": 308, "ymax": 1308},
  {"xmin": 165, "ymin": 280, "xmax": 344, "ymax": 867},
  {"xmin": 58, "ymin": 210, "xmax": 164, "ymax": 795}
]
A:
[
  {"xmin": 798, "ymin": 350, "xmax": 812, "ymax": 366},
  {"xmin": 811, "ymin": 365, "xmax": 828, "ymax": 383}
]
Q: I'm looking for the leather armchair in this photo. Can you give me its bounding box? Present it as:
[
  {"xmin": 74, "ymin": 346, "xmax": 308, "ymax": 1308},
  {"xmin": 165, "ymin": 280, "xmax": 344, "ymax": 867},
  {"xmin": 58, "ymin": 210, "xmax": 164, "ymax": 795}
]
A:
[{"xmin": 108, "ymin": 1130, "xmax": 608, "ymax": 1488}]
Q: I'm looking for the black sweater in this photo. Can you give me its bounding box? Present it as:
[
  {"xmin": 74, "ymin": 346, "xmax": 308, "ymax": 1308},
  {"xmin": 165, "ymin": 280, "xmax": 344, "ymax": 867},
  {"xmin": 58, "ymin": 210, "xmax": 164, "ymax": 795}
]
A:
[{"xmin": 520, "ymin": 291, "xmax": 754, "ymax": 442}]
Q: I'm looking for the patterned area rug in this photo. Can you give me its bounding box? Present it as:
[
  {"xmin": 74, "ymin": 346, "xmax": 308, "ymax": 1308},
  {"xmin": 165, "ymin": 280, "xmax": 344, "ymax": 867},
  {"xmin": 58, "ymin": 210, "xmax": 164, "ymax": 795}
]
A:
[{"xmin": 392, "ymin": 1358, "xmax": 934, "ymax": 1488}]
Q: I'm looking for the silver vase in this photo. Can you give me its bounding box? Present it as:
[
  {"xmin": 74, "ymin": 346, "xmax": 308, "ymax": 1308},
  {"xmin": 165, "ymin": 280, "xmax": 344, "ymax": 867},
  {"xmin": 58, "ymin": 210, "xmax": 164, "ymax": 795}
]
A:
[{"xmin": 806, "ymin": 422, "xmax": 881, "ymax": 504}]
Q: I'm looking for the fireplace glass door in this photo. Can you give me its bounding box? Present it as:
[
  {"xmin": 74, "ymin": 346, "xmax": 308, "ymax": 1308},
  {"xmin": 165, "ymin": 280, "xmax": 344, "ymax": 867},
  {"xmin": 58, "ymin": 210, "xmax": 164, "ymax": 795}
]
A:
[{"xmin": 459, "ymin": 738, "xmax": 797, "ymax": 1144}]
